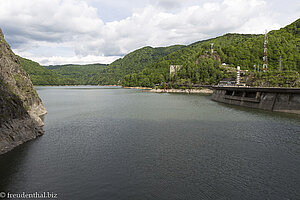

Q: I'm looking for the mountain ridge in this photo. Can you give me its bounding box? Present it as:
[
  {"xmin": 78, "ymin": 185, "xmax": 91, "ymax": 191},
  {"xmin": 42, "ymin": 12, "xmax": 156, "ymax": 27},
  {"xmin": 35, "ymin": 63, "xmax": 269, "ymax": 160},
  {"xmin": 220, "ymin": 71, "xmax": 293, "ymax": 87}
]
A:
[
  {"xmin": 17, "ymin": 18, "xmax": 300, "ymax": 87},
  {"xmin": 123, "ymin": 18, "xmax": 300, "ymax": 87}
]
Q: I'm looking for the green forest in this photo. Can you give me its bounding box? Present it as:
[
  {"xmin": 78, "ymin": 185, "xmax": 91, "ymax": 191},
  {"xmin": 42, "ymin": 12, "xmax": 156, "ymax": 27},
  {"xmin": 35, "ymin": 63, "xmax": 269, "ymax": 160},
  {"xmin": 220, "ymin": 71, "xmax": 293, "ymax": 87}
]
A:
[
  {"xmin": 19, "ymin": 57, "xmax": 72, "ymax": 85},
  {"xmin": 123, "ymin": 18, "xmax": 300, "ymax": 87},
  {"xmin": 19, "ymin": 45, "xmax": 184, "ymax": 85},
  {"xmin": 93, "ymin": 45, "xmax": 184, "ymax": 85},
  {"xmin": 20, "ymin": 18, "xmax": 300, "ymax": 87},
  {"xmin": 45, "ymin": 64, "xmax": 108, "ymax": 85}
]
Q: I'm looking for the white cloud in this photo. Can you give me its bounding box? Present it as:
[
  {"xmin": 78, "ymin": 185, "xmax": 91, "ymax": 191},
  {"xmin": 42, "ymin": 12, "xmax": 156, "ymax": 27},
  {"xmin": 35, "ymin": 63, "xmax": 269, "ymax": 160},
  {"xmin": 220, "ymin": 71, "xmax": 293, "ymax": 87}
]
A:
[
  {"xmin": 25, "ymin": 55, "xmax": 120, "ymax": 66},
  {"xmin": 0, "ymin": 0, "xmax": 297, "ymax": 65}
]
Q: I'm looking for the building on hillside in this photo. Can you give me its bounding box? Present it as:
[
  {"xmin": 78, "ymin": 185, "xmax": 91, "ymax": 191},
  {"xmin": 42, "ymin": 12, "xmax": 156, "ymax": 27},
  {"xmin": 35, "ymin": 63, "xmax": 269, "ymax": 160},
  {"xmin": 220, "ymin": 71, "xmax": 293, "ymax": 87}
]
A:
[{"xmin": 170, "ymin": 65, "xmax": 182, "ymax": 77}]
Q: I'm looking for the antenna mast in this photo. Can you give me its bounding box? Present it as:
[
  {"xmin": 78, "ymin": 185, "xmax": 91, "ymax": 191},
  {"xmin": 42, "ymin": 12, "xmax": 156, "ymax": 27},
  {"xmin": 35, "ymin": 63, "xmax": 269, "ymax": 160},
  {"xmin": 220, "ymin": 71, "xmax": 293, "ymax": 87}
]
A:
[
  {"xmin": 279, "ymin": 56, "xmax": 282, "ymax": 71},
  {"xmin": 263, "ymin": 30, "xmax": 268, "ymax": 72}
]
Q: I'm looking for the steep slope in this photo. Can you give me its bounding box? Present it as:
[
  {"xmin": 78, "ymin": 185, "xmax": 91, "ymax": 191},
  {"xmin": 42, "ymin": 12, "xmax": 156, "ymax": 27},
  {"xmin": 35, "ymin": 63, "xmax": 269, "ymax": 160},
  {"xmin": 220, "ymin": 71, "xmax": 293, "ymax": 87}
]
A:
[
  {"xmin": 99, "ymin": 45, "xmax": 184, "ymax": 85},
  {"xmin": 123, "ymin": 18, "xmax": 300, "ymax": 87},
  {"xmin": 0, "ymin": 28, "xmax": 47, "ymax": 154},
  {"xmin": 20, "ymin": 57, "xmax": 72, "ymax": 85}
]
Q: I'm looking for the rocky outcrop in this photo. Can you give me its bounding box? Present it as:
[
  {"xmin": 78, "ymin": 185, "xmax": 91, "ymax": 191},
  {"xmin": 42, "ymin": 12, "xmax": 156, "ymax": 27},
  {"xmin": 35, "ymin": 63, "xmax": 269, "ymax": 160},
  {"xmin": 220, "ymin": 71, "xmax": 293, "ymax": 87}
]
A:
[{"xmin": 0, "ymin": 28, "xmax": 46, "ymax": 154}]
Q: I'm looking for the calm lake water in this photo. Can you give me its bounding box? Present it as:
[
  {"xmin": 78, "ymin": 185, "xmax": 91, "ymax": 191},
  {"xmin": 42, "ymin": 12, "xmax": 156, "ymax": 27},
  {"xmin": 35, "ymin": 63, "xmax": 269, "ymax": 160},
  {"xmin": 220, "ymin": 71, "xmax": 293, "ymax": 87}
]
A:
[{"xmin": 0, "ymin": 86, "xmax": 300, "ymax": 200}]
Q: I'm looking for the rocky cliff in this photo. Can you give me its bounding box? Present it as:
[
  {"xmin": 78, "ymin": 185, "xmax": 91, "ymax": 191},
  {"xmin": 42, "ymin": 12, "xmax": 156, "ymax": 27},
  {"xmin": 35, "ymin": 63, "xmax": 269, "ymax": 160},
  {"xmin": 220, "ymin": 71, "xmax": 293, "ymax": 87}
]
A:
[{"xmin": 0, "ymin": 28, "xmax": 47, "ymax": 154}]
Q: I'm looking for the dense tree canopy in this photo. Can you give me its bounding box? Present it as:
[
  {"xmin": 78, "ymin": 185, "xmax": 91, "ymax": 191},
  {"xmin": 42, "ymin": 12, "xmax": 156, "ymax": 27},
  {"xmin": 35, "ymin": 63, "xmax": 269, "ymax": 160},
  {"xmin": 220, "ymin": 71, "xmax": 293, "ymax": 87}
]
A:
[
  {"xmin": 123, "ymin": 18, "xmax": 300, "ymax": 87},
  {"xmin": 20, "ymin": 45, "xmax": 184, "ymax": 85},
  {"xmin": 19, "ymin": 57, "xmax": 72, "ymax": 85},
  {"xmin": 45, "ymin": 64, "xmax": 108, "ymax": 85}
]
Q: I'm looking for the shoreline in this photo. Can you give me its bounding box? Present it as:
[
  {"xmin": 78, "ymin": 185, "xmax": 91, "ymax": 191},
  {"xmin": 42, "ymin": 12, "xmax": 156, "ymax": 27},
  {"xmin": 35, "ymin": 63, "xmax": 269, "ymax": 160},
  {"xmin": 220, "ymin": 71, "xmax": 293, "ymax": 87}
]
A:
[
  {"xmin": 34, "ymin": 85, "xmax": 122, "ymax": 87},
  {"xmin": 123, "ymin": 86, "xmax": 153, "ymax": 90},
  {"xmin": 113, "ymin": 86, "xmax": 214, "ymax": 94},
  {"xmin": 149, "ymin": 88, "xmax": 213, "ymax": 94},
  {"xmin": 33, "ymin": 85, "xmax": 213, "ymax": 94}
]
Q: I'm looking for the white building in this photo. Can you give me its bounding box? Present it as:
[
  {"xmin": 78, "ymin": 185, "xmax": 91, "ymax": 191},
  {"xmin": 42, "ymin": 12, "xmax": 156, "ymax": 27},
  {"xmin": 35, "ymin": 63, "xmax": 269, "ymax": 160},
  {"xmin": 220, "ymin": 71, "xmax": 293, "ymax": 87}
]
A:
[{"xmin": 170, "ymin": 65, "xmax": 182, "ymax": 76}]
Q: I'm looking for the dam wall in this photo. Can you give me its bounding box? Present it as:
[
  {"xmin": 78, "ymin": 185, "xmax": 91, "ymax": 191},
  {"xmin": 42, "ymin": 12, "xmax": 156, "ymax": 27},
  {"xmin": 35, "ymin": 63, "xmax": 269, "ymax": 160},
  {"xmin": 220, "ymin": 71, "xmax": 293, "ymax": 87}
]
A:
[{"xmin": 211, "ymin": 86, "xmax": 300, "ymax": 114}]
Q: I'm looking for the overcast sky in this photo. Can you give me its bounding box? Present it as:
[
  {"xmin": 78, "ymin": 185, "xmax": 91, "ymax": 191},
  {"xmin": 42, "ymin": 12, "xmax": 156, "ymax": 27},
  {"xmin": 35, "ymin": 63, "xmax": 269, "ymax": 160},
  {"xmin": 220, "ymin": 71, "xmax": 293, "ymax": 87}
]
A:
[{"xmin": 0, "ymin": 0, "xmax": 299, "ymax": 65}]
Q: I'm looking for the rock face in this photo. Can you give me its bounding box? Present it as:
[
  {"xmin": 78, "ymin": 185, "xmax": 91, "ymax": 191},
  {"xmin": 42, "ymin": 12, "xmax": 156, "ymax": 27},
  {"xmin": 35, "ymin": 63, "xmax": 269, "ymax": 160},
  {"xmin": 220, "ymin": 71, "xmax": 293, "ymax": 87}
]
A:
[{"xmin": 0, "ymin": 28, "xmax": 47, "ymax": 154}]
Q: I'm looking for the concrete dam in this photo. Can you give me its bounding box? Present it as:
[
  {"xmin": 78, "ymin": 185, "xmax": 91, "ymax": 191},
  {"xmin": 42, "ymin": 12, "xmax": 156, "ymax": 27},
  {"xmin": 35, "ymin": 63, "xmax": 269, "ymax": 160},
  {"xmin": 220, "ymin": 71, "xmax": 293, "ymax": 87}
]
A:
[{"xmin": 211, "ymin": 86, "xmax": 300, "ymax": 114}]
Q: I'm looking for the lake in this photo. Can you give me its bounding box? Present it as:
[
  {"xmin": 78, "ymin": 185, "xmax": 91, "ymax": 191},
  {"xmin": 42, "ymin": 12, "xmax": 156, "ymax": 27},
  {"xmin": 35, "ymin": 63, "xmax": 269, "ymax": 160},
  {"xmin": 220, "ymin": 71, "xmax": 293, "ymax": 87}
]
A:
[{"xmin": 0, "ymin": 86, "xmax": 299, "ymax": 199}]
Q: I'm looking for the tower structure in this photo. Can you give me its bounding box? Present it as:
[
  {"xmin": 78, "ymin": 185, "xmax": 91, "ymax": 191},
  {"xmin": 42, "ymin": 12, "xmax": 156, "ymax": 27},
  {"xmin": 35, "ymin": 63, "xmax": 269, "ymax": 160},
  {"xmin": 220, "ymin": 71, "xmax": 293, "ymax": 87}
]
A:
[
  {"xmin": 210, "ymin": 43, "xmax": 214, "ymax": 54},
  {"xmin": 262, "ymin": 30, "xmax": 268, "ymax": 72},
  {"xmin": 279, "ymin": 56, "xmax": 282, "ymax": 71},
  {"xmin": 236, "ymin": 66, "xmax": 241, "ymax": 85}
]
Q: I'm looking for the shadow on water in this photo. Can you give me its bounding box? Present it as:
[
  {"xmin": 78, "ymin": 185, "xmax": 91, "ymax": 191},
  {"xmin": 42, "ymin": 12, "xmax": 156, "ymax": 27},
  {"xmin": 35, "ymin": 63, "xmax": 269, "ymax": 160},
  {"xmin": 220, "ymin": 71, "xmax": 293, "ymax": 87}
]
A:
[{"xmin": 0, "ymin": 138, "xmax": 39, "ymax": 191}]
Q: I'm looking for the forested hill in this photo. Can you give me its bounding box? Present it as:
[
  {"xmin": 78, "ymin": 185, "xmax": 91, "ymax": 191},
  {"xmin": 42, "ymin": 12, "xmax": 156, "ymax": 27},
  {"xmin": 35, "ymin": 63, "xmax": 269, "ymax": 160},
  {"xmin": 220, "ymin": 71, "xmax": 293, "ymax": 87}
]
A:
[
  {"xmin": 20, "ymin": 58, "xmax": 108, "ymax": 85},
  {"xmin": 92, "ymin": 45, "xmax": 185, "ymax": 85},
  {"xmin": 123, "ymin": 18, "xmax": 300, "ymax": 87},
  {"xmin": 19, "ymin": 18, "xmax": 299, "ymax": 86},
  {"xmin": 20, "ymin": 45, "xmax": 184, "ymax": 85},
  {"xmin": 19, "ymin": 57, "xmax": 72, "ymax": 85},
  {"xmin": 45, "ymin": 64, "xmax": 108, "ymax": 85}
]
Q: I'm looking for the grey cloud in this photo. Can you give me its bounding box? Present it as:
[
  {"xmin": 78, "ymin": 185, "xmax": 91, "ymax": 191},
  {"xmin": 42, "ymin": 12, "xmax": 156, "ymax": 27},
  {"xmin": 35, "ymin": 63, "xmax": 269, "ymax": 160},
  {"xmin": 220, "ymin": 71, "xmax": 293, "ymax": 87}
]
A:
[
  {"xmin": 0, "ymin": 0, "xmax": 292, "ymax": 65},
  {"xmin": 156, "ymin": 0, "xmax": 182, "ymax": 9}
]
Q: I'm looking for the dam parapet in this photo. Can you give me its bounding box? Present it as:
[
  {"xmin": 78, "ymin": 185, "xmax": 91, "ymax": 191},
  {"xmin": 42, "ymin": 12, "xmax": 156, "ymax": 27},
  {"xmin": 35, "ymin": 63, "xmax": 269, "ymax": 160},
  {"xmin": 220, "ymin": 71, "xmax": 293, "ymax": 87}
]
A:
[{"xmin": 211, "ymin": 86, "xmax": 300, "ymax": 114}]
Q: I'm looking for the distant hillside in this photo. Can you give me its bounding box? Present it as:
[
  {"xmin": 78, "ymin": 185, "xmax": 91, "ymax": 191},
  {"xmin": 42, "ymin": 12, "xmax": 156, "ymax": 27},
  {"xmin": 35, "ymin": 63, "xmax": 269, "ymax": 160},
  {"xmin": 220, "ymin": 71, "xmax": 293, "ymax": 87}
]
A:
[
  {"xmin": 45, "ymin": 64, "xmax": 108, "ymax": 85},
  {"xmin": 19, "ymin": 57, "xmax": 73, "ymax": 85},
  {"xmin": 94, "ymin": 45, "xmax": 185, "ymax": 85},
  {"xmin": 21, "ymin": 45, "xmax": 184, "ymax": 85},
  {"xmin": 123, "ymin": 18, "xmax": 300, "ymax": 87}
]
